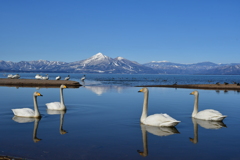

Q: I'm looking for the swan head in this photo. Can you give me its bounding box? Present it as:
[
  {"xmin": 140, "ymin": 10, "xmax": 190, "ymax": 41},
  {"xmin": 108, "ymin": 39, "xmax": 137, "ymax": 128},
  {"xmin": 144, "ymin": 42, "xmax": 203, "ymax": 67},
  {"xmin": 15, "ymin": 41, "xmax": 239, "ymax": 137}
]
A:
[
  {"xmin": 190, "ymin": 90, "xmax": 199, "ymax": 96},
  {"xmin": 138, "ymin": 87, "xmax": 148, "ymax": 93},
  {"xmin": 60, "ymin": 84, "xmax": 67, "ymax": 89},
  {"xmin": 34, "ymin": 92, "xmax": 43, "ymax": 97}
]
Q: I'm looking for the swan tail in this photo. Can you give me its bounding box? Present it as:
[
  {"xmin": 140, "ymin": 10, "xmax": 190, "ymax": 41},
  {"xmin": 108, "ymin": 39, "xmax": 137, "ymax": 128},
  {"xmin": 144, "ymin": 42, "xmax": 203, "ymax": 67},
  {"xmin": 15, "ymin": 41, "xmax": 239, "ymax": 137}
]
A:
[
  {"xmin": 160, "ymin": 121, "xmax": 180, "ymax": 127},
  {"xmin": 12, "ymin": 109, "xmax": 17, "ymax": 116},
  {"xmin": 211, "ymin": 115, "xmax": 227, "ymax": 121}
]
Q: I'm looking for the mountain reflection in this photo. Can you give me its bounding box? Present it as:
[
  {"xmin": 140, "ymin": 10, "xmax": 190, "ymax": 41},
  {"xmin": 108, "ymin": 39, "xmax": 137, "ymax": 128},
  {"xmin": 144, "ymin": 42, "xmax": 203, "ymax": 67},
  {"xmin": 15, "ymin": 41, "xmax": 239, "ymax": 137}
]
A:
[
  {"xmin": 85, "ymin": 86, "xmax": 129, "ymax": 96},
  {"xmin": 190, "ymin": 118, "xmax": 227, "ymax": 144},
  {"xmin": 138, "ymin": 124, "xmax": 180, "ymax": 157},
  {"xmin": 47, "ymin": 110, "xmax": 67, "ymax": 135},
  {"xmin": 12, "ymin": 116, "xmax": 42, "ymax": 143}
]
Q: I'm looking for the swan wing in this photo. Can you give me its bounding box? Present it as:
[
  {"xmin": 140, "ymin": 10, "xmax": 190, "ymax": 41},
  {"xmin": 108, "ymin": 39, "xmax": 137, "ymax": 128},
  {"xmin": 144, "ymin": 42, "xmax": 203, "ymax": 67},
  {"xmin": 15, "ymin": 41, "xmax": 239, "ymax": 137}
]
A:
[
  {"xmin": 195, "ymin": 109, "xmax": 227, "ymax": 121},
  {"xmin": 46, "ymin": 102, "xmax": 61, "ymax": 110},
  {"xmin": 144, "ymin": 114, "xmax": 180, "ymax": 127},
  {"xmin": 12, "ymin": 108, "xmax": 35, "ymax": 117}
]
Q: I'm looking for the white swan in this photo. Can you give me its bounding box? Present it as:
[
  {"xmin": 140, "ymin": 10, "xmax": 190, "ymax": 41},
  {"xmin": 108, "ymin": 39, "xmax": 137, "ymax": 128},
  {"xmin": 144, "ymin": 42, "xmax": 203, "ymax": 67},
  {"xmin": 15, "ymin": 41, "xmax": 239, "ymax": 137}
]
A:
[
  {"xmin": 41, "ymin": 74, "xmax": 49, "ymax": 80},
  {"xmin": 12, "ymin": 92, "xmax": 43, "ymax": 118},
  {"xmin": 46, "ymin": 84, "xmax": 67, "ymax": 110},
  {"xmin": 64, "ymin": 75, "xmax": 70, "ymax": 80},
  {"xmin": 12, "ymin": 74, "xmax": 20, "ymax": 79},
  {"xmin": 56, "ymin": 76, "xmax": 61, "ymax": 80},
  {"xmin": 35, "ymin": 74, "xmax": 42, "ymax": 80},
  {"xmin": 7, "ymin": 74, "xmax": 13, "ymax": 78},
  {"xmin": 138, "ymin": 87, "xmax": 180, "ymax": 127},
  {"xmin": 190, "ymin": 91, "xmax": 227, "ymax": 121},
  {"xmin": 81, "ymin": 75, "xmax": 86, "ymax": 81}
]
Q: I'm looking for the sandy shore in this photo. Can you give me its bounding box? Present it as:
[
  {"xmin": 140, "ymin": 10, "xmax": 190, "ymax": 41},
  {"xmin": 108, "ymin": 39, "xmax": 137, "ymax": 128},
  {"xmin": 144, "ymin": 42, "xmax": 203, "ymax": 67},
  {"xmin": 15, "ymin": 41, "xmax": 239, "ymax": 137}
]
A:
[
  {"xmin": 136, "ymin": 84, "xmax": 240, "ymax": 90},
  {"xmin": 0, "ymin": 78, "xmax": 81, "ymax": 88}
]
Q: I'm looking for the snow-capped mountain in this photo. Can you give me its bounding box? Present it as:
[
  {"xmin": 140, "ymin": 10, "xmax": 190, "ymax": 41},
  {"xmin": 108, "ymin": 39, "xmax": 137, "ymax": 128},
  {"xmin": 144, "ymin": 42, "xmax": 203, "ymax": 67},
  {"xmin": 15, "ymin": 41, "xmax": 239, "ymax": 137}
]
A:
[
  {"xmin": 0, "ymin": 60, "xmax": 68, "ymax": 72},
  {"xmin": 1, "ymin": 53, "xmax": 240, "ymax": 74},
  {"xmin": 143, "ymin": 61, "xmax": 230, "ymax": 74},
  {"xmin": 68, "ymin": 53, "xmax": 156, "ymax": 73}
]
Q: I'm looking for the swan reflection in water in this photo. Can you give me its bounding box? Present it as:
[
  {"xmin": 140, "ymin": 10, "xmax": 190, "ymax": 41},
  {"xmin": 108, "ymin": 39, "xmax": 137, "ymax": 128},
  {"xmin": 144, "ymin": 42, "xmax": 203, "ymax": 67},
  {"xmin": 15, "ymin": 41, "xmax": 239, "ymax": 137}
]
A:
[
  {"xmin": 138, "ymin": 124, "xmax": 180, "ymax": 157},
  {"xmin": 190, "ymin": 118, "xmax": 227, "ymax": 144},
  {"xmin": 47, "ymin": 110, "xmax": 67, "ymax": 135},
  {"xmin": 12, "ymin": 116, "xmax": 42, "ymax": 143}
]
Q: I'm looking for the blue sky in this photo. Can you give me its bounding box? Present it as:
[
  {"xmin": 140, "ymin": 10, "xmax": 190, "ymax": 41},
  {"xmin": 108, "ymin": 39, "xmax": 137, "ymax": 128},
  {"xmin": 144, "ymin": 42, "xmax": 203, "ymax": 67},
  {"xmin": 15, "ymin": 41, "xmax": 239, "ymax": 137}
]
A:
[{"xmin": 0, "ymin": 0, "xmax": 239, "ymax": 64}]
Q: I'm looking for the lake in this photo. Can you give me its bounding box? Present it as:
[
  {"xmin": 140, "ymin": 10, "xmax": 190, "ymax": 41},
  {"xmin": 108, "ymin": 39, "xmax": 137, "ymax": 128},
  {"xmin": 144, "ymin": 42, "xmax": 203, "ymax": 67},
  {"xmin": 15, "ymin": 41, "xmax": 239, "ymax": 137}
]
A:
[{"xmin": 1, "ymin": 73, "xmax": 240, "ymax": 160}]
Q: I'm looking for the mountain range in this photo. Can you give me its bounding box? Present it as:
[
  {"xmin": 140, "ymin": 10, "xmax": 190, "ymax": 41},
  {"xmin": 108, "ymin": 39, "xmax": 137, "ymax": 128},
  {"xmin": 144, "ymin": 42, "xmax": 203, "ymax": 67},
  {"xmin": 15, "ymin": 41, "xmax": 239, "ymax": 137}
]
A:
[{"xmin": 0, "ymin": 53, "xmax": 240, "ymax": 75}]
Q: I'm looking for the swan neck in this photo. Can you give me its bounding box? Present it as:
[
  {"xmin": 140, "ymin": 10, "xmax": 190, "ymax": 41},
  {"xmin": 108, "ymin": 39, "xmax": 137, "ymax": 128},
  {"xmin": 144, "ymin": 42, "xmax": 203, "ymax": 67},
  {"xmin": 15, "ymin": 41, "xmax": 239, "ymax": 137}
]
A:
[
  {"xmin": 141, "ymin": 90, "xmax": 149, "ymax": 123},
  {"xmin": 60, "ymin": 88, "xmax": 66, "ymax": 110},
  {"xmin": 33, "ymin": 95, "xmax": 40, "ymax": 117},
  {"xmin": 192, "ymin": 94, "xmax": 199, "ymax": 117}
]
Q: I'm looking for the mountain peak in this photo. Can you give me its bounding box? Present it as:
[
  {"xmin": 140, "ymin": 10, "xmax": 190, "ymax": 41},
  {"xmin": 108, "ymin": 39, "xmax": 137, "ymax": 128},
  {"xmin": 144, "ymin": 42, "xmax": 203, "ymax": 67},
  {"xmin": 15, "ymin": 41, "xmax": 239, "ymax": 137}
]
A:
[
  {"xmin": 89, "ymin": 52, "xmax": 109, "ymax": 60},
  {"xmin": 116, "ymin": 57, "xmax": 125, "ymax": 60}
]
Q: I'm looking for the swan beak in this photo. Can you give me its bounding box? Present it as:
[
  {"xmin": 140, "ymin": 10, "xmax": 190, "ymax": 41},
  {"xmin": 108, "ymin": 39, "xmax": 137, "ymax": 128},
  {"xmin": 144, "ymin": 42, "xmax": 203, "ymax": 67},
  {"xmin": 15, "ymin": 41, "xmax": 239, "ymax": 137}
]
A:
[
  {"xmin": 138, "ymin": 89, "xmax": 143, "ymax": 93},
  {"xmin": 38, "ymin": 93, "xmax": 43, "ymax": 96},
  {"xmin": 190, "ymin": 92, "xmax": 194, "ymax": 95}
]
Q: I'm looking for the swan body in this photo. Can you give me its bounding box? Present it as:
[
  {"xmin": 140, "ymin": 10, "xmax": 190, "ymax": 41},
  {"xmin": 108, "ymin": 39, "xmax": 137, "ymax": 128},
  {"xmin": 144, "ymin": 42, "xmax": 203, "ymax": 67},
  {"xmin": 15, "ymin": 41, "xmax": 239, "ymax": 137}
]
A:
[
  {"xmin": 12, "ymin": 74, "xmax": 20, "ymax": 79},
  {"xmin": 41, "ymin": 74, "xmax": 49, "ymax": 80},
  {"xmin": 190, "ymin": 91, "xmax": 227, "ymax": 121},
  {"xmin": 46, "ymin": 85, "xmax": 67, "ymax": 110},
  {"xmin": 56, "ymin": 76, "xmax": 61, "ymax": 80},
  {"xmin": 7, "ymin": 74, "xmax": 13, "ymax": 78},
  {"xmin": 138, "ymin": 88, "xmax": 180, "ymax": 127},
  {"xmin": 81, "ymin": 75, "xmax": 86, "ymax": 81},
  {"xmin": 65, "ymin": 75, "xmax": 70, "ymax": 80},
  {"xmin": 35, "ymin": 74, "xmax": 42, "ymax": 80},
  {"xmin": 8, "ymin": 74, "xmax": 20, "ymax": 79},
  {"xmin": 12, "ymin": 92, "xmax": 43, "ymax": 118}
]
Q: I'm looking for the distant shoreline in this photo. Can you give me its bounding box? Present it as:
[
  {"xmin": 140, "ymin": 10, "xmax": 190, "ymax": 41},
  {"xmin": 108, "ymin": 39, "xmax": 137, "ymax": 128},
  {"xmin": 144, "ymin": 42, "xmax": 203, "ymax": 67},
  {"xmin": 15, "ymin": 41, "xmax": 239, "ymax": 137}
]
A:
[
  {"xmin": 0, "ymin": 78, "xmax": 81, "ymax": 88},
  {"xmin": 136, "ymin": 84, "xmax": 240, "ymax": 90}
]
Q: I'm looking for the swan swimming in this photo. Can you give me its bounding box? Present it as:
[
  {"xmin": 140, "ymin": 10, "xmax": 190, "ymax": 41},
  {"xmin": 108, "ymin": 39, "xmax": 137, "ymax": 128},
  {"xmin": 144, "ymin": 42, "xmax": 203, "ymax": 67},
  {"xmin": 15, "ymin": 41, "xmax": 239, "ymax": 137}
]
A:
[
  {"xmin": 138, "ymin": 87, "xmax": 180, "ymax": 127},
  {"xmin": 190, "ymin": 90, "xmax": 227, "ymax": 121},
  {"xmin": 12, "ymin": 92, "xmax": 43, "ymax": 118},
  {"xmin": 46, "ymin": 84, "xmax": 67, "ymax": 110}
]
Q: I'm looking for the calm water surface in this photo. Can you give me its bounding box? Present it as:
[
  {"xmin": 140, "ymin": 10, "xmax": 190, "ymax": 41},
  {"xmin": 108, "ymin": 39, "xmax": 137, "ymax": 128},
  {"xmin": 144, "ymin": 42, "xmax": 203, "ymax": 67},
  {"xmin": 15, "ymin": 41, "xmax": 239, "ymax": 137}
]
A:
[{"xmin": 1, "ymin": 74, "xmax": 240, "ymax": 159}]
